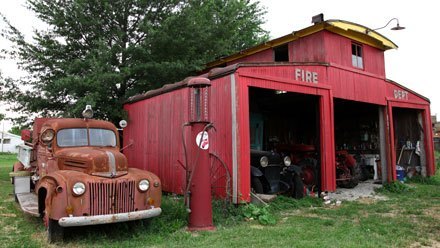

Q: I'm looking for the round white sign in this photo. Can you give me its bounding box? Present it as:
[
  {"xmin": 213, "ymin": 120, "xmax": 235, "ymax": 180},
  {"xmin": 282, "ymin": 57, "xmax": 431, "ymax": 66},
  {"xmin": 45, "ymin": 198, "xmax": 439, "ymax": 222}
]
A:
[{"xmin": 196, "ymin": 131, "xmax": 209, "ymax": 150}]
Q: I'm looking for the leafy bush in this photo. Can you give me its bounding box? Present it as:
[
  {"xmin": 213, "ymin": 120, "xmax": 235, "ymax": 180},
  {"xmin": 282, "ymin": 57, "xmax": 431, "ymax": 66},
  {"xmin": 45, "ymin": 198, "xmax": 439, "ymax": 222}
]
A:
[
  {"xmin": 242, "ymin": 204, "xmax": 276, "ymax": 225},
  {"xmin": 406, "ymin": 175, "xmax": 440, "ymax": 185},
  {"xmin": 212, "ymin": 199, "xmax": 244, "ymax": 227},
  {"xmin": 376, "ymin": 181, "xmax": 414, "ymax": 193}
]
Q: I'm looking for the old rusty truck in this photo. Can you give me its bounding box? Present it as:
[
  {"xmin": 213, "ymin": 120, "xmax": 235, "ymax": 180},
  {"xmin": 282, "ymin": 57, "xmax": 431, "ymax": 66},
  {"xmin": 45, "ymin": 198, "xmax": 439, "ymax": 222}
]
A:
[{"xmin": 10, "ymin": 105, "xmax": 162, "ymax": 242}]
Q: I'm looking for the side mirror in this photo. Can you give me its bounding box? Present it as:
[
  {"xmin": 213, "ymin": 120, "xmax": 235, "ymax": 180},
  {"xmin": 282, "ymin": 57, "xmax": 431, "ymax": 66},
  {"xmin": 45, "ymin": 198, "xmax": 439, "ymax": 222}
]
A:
[{"xmin": 21, "ymin": 130, "xmax": 32, "ymax": 142}]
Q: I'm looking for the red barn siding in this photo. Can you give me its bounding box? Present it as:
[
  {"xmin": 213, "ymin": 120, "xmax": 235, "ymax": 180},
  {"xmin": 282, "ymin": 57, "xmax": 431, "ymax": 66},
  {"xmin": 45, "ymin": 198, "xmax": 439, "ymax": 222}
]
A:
[
  {"xmin": 208, "ymin": 75, "xmax": 235, "ymax": 199},
  {"xmin": 124, "ymin": 62, "xmax": 434, "ymax": 202},
  {"xmin": 290, "ymin": 32, "xmax": 326, "ymax": 62},
  {"xmin": 124, "ymin": 75, "xmax": 236, "ymax": 197},
  {"xmin": 219, "ymin": 31, "xmax": 385, "ymax": 80},
  {"xmin": 124, "ymin": 89, "xmax": 189, "ymax": 194},
  {"xmin": 327, "ymin": 66, "xmax": 387, "ymax": 104},
  {"xmin": 386, "ymin": 82, "xmax": 428, "ymax": 104},
  {"xmin": 230, "ymin": 49, "xmax": 274, "ymax": 64},
  {"xmin": 323, "ymin": 31, "xmax": 385, "ymax": 76}
]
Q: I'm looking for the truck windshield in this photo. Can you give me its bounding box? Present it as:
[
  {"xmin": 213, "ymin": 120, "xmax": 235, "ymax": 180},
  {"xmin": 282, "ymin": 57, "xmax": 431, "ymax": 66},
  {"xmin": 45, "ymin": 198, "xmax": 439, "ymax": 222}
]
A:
[{"xmin": 57, "ymin": 128, "xmax": 116, "ymax": 147}]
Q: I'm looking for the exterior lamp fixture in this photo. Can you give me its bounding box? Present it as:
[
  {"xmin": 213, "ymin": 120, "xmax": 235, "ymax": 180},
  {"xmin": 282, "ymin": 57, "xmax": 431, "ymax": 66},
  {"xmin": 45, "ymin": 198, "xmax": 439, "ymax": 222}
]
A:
[
  {"xmin": 82, "ymin": 105, "xmax": 94, "ymax": 119},
  {"xmin": 373, "ymin": 18, "xmax": 405, "ymax": 31}
]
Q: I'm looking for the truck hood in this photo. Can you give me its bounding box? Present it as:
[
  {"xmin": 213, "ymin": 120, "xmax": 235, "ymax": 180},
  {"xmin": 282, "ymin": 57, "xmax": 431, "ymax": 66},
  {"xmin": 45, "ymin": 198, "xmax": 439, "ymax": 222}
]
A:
[{"xmin": 56, "ymin": 147, "xmax": 128, "ymax": 178}]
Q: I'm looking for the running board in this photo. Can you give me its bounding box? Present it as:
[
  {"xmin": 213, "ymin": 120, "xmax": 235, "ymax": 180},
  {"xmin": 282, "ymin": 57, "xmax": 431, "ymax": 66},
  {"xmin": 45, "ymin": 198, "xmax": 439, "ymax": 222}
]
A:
[
  {"xmin": 250, "ymin": 192, "xmax": 276, "ymax": 205},
  {"xmin": 16, "ymin": 193, "xmax": 39, "ymax": 217}
]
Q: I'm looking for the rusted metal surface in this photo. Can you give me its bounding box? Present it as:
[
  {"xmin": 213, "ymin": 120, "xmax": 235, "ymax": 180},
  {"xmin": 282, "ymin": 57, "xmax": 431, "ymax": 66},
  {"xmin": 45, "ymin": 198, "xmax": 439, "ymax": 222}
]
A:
[
  {"xmin": 89, "ymin": 180, "xmax": 135, "ymax": 215},
  {"xmin": 16, "ymin": 193, "xmax": 39, "ymax": 217},
  {"xmin": 13, "ymin": 115, "xmax": 162, "ymax": 237},
  {"xmin": 58, "ymin": 208, "xmax": 162, "ymax": 227}
]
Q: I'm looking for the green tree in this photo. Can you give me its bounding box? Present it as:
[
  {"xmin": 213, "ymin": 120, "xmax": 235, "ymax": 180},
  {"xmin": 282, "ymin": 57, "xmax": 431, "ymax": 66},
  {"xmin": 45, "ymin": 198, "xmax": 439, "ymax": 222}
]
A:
[
  {"xmin": 0, "ymin": 0, "xmax": 268, "ymax": 124},
  {"xmin": 9, "ymin": 126, "xmax": 25, "ymax": 136}
]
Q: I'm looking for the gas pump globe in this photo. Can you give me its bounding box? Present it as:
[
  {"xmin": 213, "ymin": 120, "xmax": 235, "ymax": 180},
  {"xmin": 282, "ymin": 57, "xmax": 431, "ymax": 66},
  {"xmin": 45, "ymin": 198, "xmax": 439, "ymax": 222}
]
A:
[{"xmin": 188, "ymin": 77, "xmax": 211, "ymax": 123}]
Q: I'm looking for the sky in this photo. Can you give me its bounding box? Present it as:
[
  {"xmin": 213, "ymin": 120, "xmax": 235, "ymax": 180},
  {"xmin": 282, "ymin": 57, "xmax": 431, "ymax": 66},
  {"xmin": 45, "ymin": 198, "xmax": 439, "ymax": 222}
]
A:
[{"xmin": 0, "ymin": 0, "xmax": 439, "ymax": 131}]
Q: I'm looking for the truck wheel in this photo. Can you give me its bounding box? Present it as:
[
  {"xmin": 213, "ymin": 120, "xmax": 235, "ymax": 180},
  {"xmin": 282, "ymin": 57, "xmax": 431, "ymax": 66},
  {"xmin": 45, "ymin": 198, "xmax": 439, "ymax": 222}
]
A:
[
  {"xmin": 291, "ymin": 174, "xmax": 304, "ymax": 199},
  {"xmin": 343, "ymin": 178, "xmax": 359, "ymax": 188},
  {"xmin": 47, "ymin": 219, "xmax": 64, "ymax": 243},
  {"xmin": 251, "ymin": 177, "xmax": 264, "ymax": 194},
  {"xmin": 11, "ymin": 166, "xmax": 14, "ymax": 185}
]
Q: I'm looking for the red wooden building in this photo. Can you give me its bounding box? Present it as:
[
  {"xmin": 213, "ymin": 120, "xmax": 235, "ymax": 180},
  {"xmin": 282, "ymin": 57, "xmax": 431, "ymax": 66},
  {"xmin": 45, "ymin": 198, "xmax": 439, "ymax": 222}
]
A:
[{"xmin": 123, "ymin": 18, "xmax": 435, "ymax": 203}]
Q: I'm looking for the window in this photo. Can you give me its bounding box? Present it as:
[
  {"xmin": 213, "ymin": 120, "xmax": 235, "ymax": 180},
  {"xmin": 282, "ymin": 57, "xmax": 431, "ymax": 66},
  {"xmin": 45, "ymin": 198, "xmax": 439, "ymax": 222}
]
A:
[
  {"xmin": 89, "ymin": 129, "xmax": 116, "ymax": 147},
  {"xmin": 1, "ymin": 138, "xmax": 11, "ymax": 144},
  {"xmin": 351, "ymin": 43, "xmax": 363, "ymax": 69},
  {"xmin": 57, "ymin": 128, "xmax": 88, "ymax": 147},
  {"xmin": 57, "ymin": 128, "xmax": 116, "ymax": 147},
  {"xmin": 274, "ymin": 44, "xmax": 289, "ymax": 62}
]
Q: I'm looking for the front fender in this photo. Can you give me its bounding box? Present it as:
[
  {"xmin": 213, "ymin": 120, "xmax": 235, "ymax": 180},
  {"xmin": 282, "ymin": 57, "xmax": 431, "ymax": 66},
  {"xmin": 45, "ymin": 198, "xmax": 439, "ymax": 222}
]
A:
[
  {"xmin": 286, "ymin": 165, "xmax": 302, "ymax": 175},
  {"xmin": 251, "ymin": 166, "xmax": 264, "ymax": 177},
  {"xmin": 37, "ymin": 175, "xmax": 63, "ymax": 219}
]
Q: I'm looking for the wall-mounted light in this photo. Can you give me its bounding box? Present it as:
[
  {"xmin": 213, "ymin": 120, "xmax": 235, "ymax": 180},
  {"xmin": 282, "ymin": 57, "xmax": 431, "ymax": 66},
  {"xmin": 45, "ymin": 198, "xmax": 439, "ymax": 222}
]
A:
[
  {"xmin": 370, "ymin": 18, "xmax": 405, "ymax": 33},
  {"xmin": 366, "ymin": 18, "xmax": 405, "ymax": 34}
]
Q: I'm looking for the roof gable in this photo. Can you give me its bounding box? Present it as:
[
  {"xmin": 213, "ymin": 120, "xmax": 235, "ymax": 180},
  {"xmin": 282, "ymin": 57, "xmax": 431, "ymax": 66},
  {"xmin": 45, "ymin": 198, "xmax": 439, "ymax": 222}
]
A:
[{"xmin": 206, "ymin": 19, "xmax": 397, "ymax": 69}]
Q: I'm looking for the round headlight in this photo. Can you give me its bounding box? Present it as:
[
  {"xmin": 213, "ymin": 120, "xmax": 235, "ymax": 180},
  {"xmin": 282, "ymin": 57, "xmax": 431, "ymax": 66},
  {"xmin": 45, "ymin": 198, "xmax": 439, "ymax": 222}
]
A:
[
  {"xmin": 260, "ymin": 156, "xmax": 269, "ymax": 167},
  {"xmin": 41, "ymin": 129, "xmax": 55, "ymax": 143},
  {"xmin": 72, "ymin": 182, "xmax": 86, "ymax": 196},
  {"xmin": 283, "ymin": 156, "xmax": 292, "ymax": 166},
  {"xmin": 139, "ymin": 179, "xmax": 150, "ymax": 192}
]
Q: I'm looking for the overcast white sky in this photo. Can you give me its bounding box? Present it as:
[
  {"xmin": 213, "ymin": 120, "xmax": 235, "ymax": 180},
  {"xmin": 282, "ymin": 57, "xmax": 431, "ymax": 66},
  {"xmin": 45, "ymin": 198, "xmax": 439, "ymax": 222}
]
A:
[{"xmin": 0, "ymin": 0, "xmax": 439, "ymax": 131}]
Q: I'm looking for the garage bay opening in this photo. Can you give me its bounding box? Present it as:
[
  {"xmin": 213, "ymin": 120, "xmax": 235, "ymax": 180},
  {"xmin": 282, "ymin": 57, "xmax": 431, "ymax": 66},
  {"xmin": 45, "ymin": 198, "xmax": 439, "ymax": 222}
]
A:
[
  {"xmin": 392, "ymin": 108, "xmax": 427, "ymax": 179},
  {"xmin": 334, "ymin": 99, "xmax": 383, "ymax": 188},
  {"xmin": 248, "ymin": 87, "xmax": 320, "ymax": 199}
]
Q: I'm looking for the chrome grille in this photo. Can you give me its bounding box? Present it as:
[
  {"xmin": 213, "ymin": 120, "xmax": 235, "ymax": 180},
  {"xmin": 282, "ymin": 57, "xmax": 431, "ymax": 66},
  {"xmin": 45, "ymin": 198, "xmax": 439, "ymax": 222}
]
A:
[{"xmin": 89, "ymin": 180, "xmax": 135, "ymax": 215}]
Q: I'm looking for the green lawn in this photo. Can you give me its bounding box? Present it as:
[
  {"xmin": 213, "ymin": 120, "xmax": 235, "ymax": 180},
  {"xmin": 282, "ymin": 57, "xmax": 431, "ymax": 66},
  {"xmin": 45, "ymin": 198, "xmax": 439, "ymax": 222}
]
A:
[{"xmin": 0, "ymin": 152, "xmax": 439, "ymax": 247}]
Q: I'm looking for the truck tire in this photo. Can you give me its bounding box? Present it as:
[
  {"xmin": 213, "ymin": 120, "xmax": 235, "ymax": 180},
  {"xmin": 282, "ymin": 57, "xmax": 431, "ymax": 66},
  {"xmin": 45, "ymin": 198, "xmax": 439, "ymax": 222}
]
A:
[
  {"xmin": 291, "ymin": 174, "xmax": 304, "ymax": 199},
  {"xmin": 343, "ymin": 177, "xmax": 359, "ymax": 188},
  {"xmin": 48, "ymin": 219, "xmax": 64, "ymax": 243},
  {"xmin": 251, "ymin": 177, "xmax": 264, "ymax": 194}
]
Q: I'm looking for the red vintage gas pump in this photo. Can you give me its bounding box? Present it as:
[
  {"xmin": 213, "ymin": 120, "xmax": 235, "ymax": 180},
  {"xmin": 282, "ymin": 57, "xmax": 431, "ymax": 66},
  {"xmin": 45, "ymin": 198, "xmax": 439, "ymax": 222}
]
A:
[{"xmin": 186, "ymin": 77, "xmax": 215, "ymax": 231}]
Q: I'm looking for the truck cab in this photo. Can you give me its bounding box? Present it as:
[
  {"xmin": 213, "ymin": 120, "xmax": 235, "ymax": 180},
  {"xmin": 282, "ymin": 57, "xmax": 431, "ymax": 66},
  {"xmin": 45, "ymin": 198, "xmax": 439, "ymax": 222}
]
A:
[{"xmin": 11, "ymin": 106, "xmax": 162, "ymax": 242}]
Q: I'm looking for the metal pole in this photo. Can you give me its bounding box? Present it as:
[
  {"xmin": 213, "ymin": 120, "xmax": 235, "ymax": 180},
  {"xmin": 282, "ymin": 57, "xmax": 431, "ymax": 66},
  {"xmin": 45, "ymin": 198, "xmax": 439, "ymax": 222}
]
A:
[{"xmin": 1, "ymin": 121, "xmax": 4, "ymax": 153}]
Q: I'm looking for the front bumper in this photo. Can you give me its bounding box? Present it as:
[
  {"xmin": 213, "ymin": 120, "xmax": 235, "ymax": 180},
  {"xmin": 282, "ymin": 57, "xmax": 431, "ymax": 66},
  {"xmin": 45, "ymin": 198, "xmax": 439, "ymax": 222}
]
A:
[{"xmin": 58, "ymin": 207, "xmax": 162, "ymax": 227}]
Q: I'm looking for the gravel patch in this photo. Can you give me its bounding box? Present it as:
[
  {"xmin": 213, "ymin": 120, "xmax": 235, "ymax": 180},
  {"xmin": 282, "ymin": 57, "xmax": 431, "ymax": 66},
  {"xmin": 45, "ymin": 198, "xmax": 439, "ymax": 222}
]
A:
[{"xmin": 327, "ymin": 180, "xmax": 388, "ymax": 202}]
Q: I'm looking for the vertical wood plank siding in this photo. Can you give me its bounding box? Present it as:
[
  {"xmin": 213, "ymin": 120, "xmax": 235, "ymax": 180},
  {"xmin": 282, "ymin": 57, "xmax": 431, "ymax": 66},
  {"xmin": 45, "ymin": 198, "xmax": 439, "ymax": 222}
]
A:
[
  {"xmin": 123, "ymin": 28, "xmax": 434, "ymax": 201},
  {"xmin": 124, "ymin": 91, "xmax": 188, "ymax": 194}
]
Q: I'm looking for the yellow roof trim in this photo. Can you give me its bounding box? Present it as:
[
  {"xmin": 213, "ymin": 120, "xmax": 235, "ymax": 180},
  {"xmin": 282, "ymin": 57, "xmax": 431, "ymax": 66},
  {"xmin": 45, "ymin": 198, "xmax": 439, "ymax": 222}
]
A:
[
  {"xmin": 206, "ymin": 20, "xmax": 398, "ymax": 69},
  {"xmin": 326, "ymin": 20, "xmax": 398, "ymax": 50}
]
